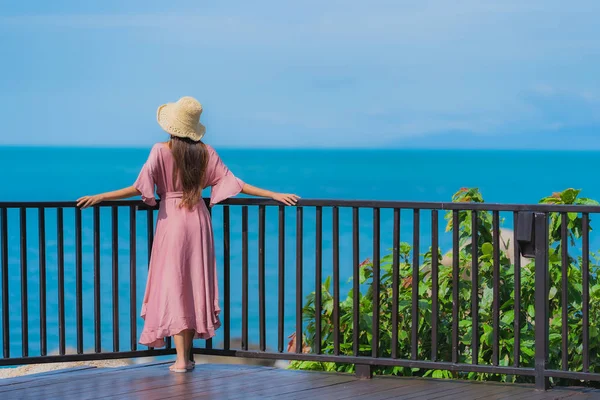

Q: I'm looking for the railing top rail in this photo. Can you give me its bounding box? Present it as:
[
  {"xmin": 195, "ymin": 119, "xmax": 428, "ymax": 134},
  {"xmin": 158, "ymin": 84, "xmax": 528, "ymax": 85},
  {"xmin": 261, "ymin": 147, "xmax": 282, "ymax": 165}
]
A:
[{"xmin": 1, "ymin": 198, "xmax": 600, "ymax": 213}]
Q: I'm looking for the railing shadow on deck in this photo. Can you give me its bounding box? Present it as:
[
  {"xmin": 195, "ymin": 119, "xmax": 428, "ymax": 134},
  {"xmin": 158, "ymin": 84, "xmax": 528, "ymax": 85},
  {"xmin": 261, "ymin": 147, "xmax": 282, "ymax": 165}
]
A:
[{"xmin": 1, "ymin": 197, "xmax": 600, "ymax": 391}]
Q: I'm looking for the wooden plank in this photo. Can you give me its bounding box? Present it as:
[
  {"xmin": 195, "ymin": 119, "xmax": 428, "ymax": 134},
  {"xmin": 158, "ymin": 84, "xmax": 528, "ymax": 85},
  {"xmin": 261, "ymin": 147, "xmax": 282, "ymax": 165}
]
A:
[
  {"xmin": 438, "ymin": 382, "xmax": 533, "ymax": 400},
  {"xmin": 93, "ymin": 366, "xmax": 271, "ymax": 400},
  {"xmin": 0, "ymin": 366, "xmax": 97, "ymax": 387},
  {"xmin": 165, "ymin": 369, "xmax": 355, "ymax": 400},
  {"xmin": 0, "ymin": 362, "xmax": 174, "ymax": 394},
  {"xmin": 27, "ymin": 364, "xmax": 261, "ymax": 400},
  {"xmin": 2, "ymin": 363, "xmax": 600, "ymax": 400},
  {"xmin": 289, "ymin": 380, "xmax": 405, "ymax": 400}
]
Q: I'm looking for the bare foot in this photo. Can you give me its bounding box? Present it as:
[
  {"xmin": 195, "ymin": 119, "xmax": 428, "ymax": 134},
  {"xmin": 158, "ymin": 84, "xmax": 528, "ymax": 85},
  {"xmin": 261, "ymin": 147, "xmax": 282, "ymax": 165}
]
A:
[{"xmin": 169, "ymin": 361, "xmax": 188, "ymax": 372}]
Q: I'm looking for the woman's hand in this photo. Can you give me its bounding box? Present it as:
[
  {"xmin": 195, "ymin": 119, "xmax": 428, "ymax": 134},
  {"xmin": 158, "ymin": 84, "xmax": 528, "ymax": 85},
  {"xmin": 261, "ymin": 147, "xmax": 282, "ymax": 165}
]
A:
[
  {"xmin": 77, "ymin": 194, "xmax": 105, "ymax": 209},
  {"xmin": 271, "ymin": 193, "xmax": 300, "ymax": 206}
]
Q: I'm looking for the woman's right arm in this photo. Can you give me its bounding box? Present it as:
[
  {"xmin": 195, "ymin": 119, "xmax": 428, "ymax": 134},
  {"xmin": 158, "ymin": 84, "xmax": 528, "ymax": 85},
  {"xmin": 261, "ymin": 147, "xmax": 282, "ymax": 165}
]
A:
[
  {"xmin": 241, "ymin": 183, "xmax": 300, "ymax": 206},
  {"xmin": 77, "ymin": 186, "xmax": 141, "ymax": 208}
]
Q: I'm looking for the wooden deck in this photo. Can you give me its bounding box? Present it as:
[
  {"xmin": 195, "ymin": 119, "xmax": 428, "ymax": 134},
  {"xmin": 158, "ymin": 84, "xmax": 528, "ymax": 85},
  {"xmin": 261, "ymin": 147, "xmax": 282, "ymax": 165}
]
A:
[{"xmin": 1, "ymin": 362, "xmax": 599, "ymax": 399}]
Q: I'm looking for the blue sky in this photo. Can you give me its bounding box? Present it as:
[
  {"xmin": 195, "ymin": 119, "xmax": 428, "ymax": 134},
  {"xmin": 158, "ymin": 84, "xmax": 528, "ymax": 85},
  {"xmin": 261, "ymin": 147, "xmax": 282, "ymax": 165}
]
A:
[{"xmin": 0, "ymin": 0, "xmax": 599, "ymax": 149}]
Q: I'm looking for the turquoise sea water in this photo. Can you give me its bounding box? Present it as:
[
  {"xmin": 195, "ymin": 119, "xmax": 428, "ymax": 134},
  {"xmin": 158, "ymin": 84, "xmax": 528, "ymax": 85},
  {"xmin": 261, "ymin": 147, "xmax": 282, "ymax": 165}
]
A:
[{"xmin": 1, "ymin": 146, "xmax": 599, "ymax": 360}]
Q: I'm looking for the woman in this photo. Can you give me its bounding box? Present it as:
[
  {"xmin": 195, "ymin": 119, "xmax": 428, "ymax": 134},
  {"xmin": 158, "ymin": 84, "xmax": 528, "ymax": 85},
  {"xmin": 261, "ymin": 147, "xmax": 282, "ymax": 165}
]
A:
[{"xmin": 77, "ymin": 96, "xmax": 299, "ymax": 372}]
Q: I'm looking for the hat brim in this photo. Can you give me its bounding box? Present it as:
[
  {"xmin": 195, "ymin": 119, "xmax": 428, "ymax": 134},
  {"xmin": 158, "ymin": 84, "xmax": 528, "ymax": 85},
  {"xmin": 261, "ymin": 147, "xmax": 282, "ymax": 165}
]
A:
[{"xmin": 157, "ymin": 103, "xmax": 206, "ymax": 142}]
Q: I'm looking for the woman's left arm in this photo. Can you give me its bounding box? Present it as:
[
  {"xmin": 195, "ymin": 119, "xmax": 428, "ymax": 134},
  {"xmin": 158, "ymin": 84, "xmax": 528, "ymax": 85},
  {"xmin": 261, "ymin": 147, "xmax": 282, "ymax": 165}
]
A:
[
  {"xmin": 77, "ymin": 186, "xmax": 141, "ymax": 209},
  {"xmin": 241, "ymin": 183, "xmax": 300, "ymax": 206}
]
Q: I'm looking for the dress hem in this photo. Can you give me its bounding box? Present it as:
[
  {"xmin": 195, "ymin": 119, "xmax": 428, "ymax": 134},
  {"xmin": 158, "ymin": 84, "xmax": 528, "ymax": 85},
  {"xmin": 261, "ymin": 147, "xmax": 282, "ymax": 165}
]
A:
[{"xmin": 139, "ymin": 321, "xmax": 221, "ymax": 348}]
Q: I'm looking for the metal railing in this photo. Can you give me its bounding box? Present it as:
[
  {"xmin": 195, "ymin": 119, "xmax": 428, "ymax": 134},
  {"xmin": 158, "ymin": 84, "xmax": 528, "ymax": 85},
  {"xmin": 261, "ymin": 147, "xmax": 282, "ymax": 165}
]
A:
[{"xmin": 1, "ymin": 198, "xmax": 600, "ymax": 391}]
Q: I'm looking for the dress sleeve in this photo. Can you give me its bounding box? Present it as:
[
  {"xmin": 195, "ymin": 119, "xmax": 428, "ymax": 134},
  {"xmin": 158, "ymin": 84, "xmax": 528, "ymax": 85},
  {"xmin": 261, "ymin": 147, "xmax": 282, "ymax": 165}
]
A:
[
  {"xmin": 204, "ymin": 145, "xmax": 245, "ymax": 207},
  {"xmin": 133, "ymin": 146, "xmax": 158, "ymax": 206}
]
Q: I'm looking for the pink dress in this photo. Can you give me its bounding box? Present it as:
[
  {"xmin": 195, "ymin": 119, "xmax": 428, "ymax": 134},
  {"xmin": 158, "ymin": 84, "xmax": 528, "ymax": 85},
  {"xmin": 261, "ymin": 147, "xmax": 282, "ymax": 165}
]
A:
[{"xmin": 133, "ymin": 143, "xmax": 244, "ymax": 347}]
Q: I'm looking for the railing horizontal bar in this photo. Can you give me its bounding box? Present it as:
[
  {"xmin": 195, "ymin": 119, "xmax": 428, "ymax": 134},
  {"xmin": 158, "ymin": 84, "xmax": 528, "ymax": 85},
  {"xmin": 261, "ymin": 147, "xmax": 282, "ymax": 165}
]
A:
[
  {"xmin": 191, "ymin": 349, "xmax": 538, "ymax": 377},
  {"xmin": 0, "ymin": 350, "xmax": 178, "ymax": 367},
  {"xmin": 4, "ymin": 198, "xmax": 600, "ymax": 213},
  {"xmin": 545, "ymin": 369, "xmax": 600, "ymax": 381}
]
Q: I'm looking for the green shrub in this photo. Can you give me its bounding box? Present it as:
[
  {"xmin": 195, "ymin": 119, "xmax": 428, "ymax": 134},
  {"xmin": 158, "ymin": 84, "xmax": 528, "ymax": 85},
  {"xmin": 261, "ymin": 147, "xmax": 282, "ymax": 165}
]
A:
[{"xmin": 289, "ymin": 188, "xmax": 600, "ymax": 385}]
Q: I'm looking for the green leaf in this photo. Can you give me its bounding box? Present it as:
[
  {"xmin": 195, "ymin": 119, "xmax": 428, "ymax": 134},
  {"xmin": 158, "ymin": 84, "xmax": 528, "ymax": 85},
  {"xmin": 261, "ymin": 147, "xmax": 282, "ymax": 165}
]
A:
[
  {"xmin": 527, "ymin": 304, "xmax": 535, "ymax": 318},
  {"xmin": 501, "ymin": 310, "xmax": 515, "ymax": 325},
  {"xmin": 459, "ymin": 320, "xmax": 472, "ymax": 328},
  {"xmin": 481, "ymin": 242, "xmax": 494, "ymax": 256},
  {"xmin": 560, "ymin": 188, "xmax": 581, "ymax": 204},
  {"xmin": 568, "ymin": 212, "xmax": 578, "ymax": 222}
]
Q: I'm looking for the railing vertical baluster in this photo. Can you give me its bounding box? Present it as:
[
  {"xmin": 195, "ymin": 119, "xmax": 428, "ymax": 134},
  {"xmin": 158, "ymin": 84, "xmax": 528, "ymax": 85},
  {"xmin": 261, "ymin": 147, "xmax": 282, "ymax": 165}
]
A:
[
  {"xmin": 296, "ymin": 207, "xmax": 303, "ymax": 353},
  {"xmin": 277, "ymin": 206, "xmax": 285, "ymax": 353},
  {"xmin": 111, "ymin": 206, "xmax": 119, "ymax": 352},
  {"xmin": 411, "ymin": 209, "xmax": 419, "ymax": 360},
  {"xmin": 352, "ymin": 207, "xmax": 360, "ymax": 357},
  {"xmin": 391, "ymin": 208, "xmax": 400, "ymax": 359},
  {"xmin": 20, "ymin": 207, "xmax": 28, "ymax": 357},
  {"xmin": 513, "ymin": 212, "xmax": 521, "ymax": 367},
  {"xmin": 451, "ymin": 210, "xmax": 459, "ymax": 364},
  {"xmin": 315, "ymin": 206, "xmax": 322, "ymax": 354},
  {"xmin": 492, "ymin": 211, "xmax": 500, "ymax": 366},
  {"xmin": 534, "ymin": 212, "xmax": 550, "ymax": 390},
  {"xmin": 372, "ymin": 208, "xmax": 380, "ymax": 358},
  {"xmin": 39, "ymin": 207, "xmax": 47, "ymax": 356},
  {"xmin": 57, "ymin": 207, "xmax": 65, "ymax": 356},
  {"xmin": 431, "ymin": 210, "xmax": 439, "ymax": 361},
  {"xmin": 223, "ymin": 206, "xmax": 231, "ymax": 351},
  {"xmin": 241, "ymin": 206, "xmax": 248, "ymax": 351},
  {"xmin": 1, "ymin": 207, "xmax": 9, "ymax": 358},
  {"xmin": 75, "ymin": 208, "xmax": 83, "ymax": 354},
  {"xmin": 333, "ymin": 206, "xmax": 340, "ymax": 356},
  {"xmin": 94, "ymin": 206, "xmax": 101, "ymax": 353},
  {"xmin": 582, "ymin": 213, "xmax": 590, "ymax": 372},
  {"xmin": 258, "ymin": 205, "xmax": 266, "ymax": 352},
  {"xmin": 471, "ymin": 210, "xmax": 479, "ymax": 365},
  {"xmin": 561, "ymin": 212, "xmax": 568, "ymax": 371},
  {"xmin": 129, "ymin": 206, "xmax": 137, "ymax": 352}
]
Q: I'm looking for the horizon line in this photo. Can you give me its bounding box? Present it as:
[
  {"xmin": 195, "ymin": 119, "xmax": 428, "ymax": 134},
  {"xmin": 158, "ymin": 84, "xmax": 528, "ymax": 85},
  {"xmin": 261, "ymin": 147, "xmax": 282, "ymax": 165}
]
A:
[{"xmin": 2, "ymin": 144, "xmax": 600, "ymax": 152}]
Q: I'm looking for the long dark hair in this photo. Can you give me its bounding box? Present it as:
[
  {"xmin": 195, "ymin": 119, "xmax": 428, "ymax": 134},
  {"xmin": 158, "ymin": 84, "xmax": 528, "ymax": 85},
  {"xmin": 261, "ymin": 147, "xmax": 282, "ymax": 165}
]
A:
[{"xmin": 169, "ymin": 136, "xmax": 208, "ymax": 210}]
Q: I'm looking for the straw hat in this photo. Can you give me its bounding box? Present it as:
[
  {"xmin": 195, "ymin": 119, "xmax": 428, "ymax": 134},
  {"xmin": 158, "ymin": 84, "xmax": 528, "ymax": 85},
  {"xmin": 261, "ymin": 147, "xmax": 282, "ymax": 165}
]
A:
[{"xmin": 156, "ymin": 96, "xmax": 206, "ymax": 141}]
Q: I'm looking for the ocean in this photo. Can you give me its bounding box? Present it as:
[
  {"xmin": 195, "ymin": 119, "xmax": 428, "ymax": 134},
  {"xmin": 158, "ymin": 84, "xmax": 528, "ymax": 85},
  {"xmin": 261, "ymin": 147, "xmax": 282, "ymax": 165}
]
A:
[{"xmin": 1, "ymin": 146, "xmax": 599, "ymax": 360}]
